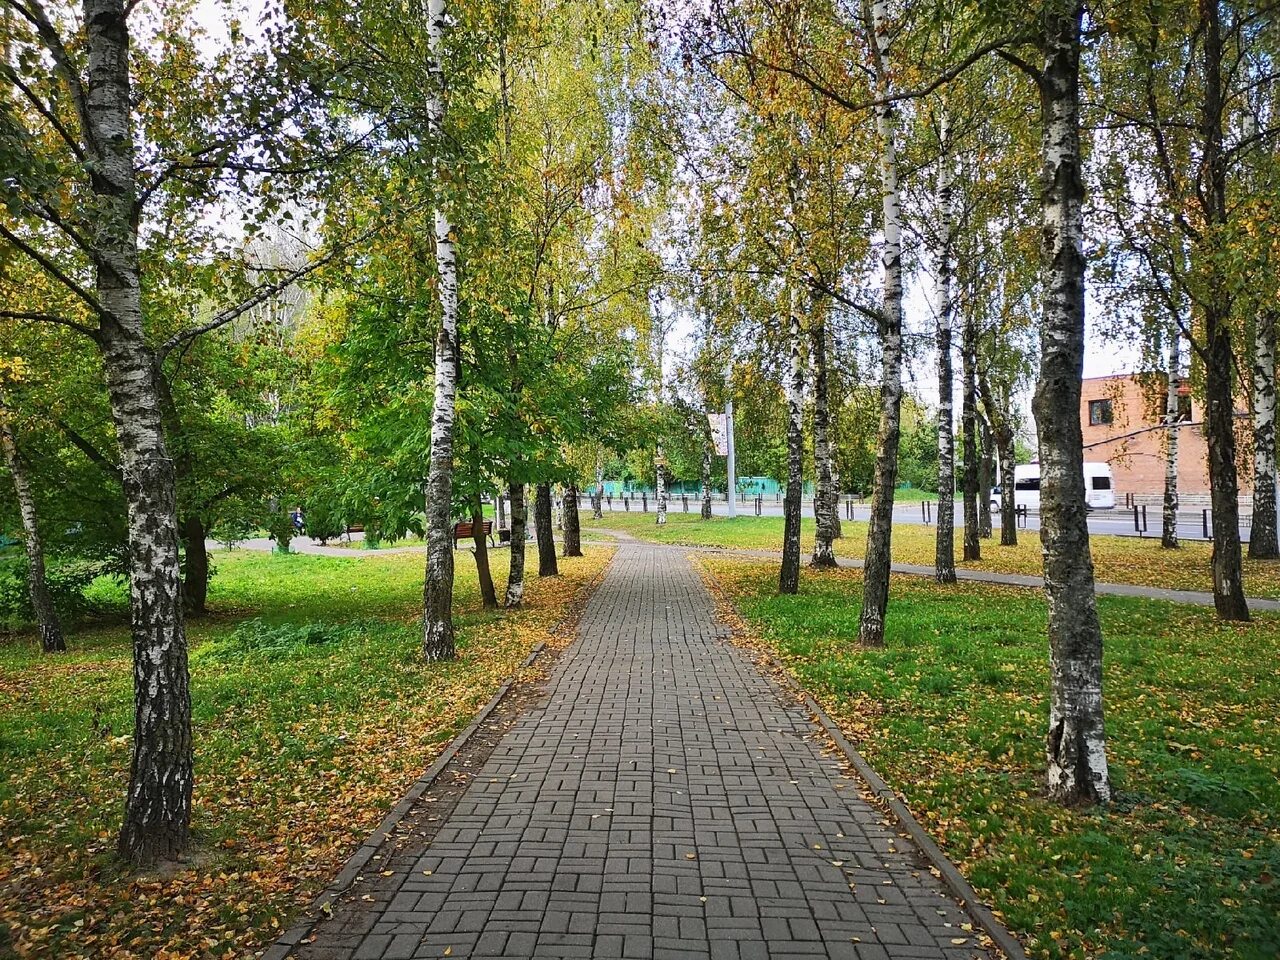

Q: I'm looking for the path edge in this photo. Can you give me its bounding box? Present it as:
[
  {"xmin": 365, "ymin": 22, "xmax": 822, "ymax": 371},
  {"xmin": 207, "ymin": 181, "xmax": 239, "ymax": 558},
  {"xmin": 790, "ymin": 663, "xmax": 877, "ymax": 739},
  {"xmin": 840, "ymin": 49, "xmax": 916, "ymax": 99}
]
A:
[
  {"xmin": 695, "ymin": 554, "xmax": 1030, "ymax": 960},
  {"xmin": 259, "ymin": 640, "xmax": 545, "ymax": 959},
  {"xmin": 262, "ymin": 545, "xmax": 617, "ymax": 959}
]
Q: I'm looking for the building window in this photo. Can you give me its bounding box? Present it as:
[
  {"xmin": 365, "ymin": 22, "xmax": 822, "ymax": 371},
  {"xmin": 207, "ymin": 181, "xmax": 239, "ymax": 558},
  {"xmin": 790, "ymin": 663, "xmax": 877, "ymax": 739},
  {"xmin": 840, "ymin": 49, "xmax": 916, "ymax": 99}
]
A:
[
  {"xmin": 1176, "ymin": 393, "xmax": 1192, "ymax": 422},
  {"xmin": 1089, "ymin": 399, "xmax": 1114, "ymax": 426}
]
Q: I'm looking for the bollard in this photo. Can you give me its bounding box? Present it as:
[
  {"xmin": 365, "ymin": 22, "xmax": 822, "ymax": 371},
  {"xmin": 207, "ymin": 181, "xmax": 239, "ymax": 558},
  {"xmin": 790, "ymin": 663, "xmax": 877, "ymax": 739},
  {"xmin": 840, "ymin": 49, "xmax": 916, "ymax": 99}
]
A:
[
  {"xmin": 642, "ymin": 492, "xmax": 648, "ymax": 512},
  {"xmin": 624, "ymin": 496, "xmax": 630, "ymax": 512},
  {"xmin": 755, "ymin": 496, "xmax": 762, "ymax": 516},
  {"xmin": 1203, "ymin": 508, "xmax": 1209, "ymax": 540},
  {"xmin": 1141, "ymin": 504, "xmax": 1148, "ymax": 533},
  {"xmin": 1133, "ymin": 504, "xmax": 1141, "ymax": 533},
  {"xmin": 682, "ymin": 495, "xmax": 689, "ymax": 512}
]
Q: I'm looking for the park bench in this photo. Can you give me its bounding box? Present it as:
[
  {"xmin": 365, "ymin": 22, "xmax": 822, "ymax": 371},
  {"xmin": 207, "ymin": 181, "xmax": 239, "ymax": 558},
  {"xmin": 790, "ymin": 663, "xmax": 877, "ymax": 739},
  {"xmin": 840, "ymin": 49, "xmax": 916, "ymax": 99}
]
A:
[{"xmin": 452, "ymin": 519, "xmax": 497, "ymax": 548}]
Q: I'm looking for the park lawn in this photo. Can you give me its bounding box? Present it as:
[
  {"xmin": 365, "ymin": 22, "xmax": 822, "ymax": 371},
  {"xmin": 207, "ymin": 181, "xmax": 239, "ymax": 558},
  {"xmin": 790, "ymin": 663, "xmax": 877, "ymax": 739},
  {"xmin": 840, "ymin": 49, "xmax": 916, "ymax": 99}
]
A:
[
  {"xmin": 699, "ymin": 555, "xmax": 1280, "ymax": 960},
  {"xmin": 0, "ymin": 546, "xmax": 611, "ymax": 959},
  {"xmin": 584, "ymin": 511, "xmax": 1280, "ymax": 599}
]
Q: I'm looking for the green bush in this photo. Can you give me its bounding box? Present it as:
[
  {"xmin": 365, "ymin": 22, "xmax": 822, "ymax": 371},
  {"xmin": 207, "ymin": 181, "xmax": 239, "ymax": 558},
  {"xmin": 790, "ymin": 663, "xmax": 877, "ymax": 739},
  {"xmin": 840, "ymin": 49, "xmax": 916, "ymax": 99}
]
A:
[{"xmin": 0, "ymin": 551, "xmax": 126, "ymax": 629}]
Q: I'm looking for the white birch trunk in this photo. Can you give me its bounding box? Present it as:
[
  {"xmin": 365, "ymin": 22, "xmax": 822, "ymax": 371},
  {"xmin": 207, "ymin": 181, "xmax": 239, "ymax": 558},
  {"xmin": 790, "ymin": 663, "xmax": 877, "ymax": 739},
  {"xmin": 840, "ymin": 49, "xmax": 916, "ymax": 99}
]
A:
[
  {"xmin": 655, "ymin": 448, "xmax": 667, "ymax": 525},
  {"xmin": 1250, "ymin": 310, "xmax": 1278, "ymax": 558},
  {"xmin": 780, "ymin": 292, "xmax": 805, "ymax": 593},
  {"xmin": 810, "ymin": 303, "xmax": 838, "ymax": 567},
  {"xmin": 0, "ymin": 404, "xmax": 65, "ymax": 653},
  {"xmin": 1162, "ymin": 327, "xmax": 1181, "ymax": 549},
  {"xmin": 422, "ymin": 0, "xmax": 460, "ymax": 661},
  {"xmin": 1034, "ymin": 6, "xmax": 1111, "ymax": 805},
  {"xmin": 858, "ymin": 0, "xmax": 906, "ymax": 646},
  {"xmin": 933, "ymin": 107, "xmax": 957, "ymax": 583}
]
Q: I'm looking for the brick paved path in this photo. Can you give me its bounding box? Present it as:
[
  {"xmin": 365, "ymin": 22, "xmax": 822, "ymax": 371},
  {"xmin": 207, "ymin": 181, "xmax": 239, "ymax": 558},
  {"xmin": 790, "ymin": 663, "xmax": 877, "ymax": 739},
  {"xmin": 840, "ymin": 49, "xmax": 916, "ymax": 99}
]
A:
[{"xmin": 297, "ymin": 543, "xmax": 988, "ymax": 960}]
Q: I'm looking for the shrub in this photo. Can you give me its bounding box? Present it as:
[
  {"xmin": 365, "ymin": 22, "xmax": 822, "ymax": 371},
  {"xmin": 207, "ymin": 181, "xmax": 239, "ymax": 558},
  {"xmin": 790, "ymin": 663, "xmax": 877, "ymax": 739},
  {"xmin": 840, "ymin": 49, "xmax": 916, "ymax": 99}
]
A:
[{"xmin": 0, "ymin": 550, "xmax": 126, "ymax": 629}]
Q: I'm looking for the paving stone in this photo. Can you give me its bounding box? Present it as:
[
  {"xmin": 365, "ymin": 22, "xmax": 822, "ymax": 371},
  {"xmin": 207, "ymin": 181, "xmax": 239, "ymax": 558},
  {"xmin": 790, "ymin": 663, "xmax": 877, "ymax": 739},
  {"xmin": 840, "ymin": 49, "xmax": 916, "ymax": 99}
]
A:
[{"xmin": 292, "ymin": 543, "xmax": 993, "ymax": 959}]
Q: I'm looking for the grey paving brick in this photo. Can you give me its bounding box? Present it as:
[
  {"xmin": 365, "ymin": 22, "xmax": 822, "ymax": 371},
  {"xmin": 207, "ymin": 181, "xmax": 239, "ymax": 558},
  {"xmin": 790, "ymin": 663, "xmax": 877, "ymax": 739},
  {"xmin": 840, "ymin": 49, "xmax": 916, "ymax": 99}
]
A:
[{"xmin": 292, "ymin": 543, "xmax": 992, "ymax": 960}]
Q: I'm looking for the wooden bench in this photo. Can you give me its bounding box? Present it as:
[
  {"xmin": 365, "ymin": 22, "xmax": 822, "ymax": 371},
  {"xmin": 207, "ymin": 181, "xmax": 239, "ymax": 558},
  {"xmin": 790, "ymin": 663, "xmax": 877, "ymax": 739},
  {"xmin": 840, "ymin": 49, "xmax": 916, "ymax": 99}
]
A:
[{"xmin": 452, "ymin": 519, "xmax": 495, "ymax": 548}]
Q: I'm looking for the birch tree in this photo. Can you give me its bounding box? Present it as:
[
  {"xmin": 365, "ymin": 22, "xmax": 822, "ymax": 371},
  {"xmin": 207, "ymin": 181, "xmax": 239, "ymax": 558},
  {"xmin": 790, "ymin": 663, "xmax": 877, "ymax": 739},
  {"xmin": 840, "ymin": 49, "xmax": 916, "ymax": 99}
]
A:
[
  {"xmin": 857, "ymin": 0, "xmax": 907, "ymax": 647},
  {"xmin": 1162, "ymin": 325, "xmax": 1182, "ymax": 549},
  {"xmin": 1250, "ymin": 302, "xmax": 1278, "ymax": 558},
  {"xmin": 505, "ymin": 482, "xmax": 528, "ymax": 606},
  {"xmin": 0, "ymin": 388, "xmax": 64, "ymax": 653},
  {"xmin": 780, "ymin": 289, "xmax": 805, "ymax": 593},
  {"xmin": 1021, "ymin": 2, "xmax": 1111, "ymax": 804},
  {"xmin": 810, "ymin": 302, "xmax": 839, "ymax": 567},
  {"xmin": 420, "ymin": 0, "xmax": 462, "ymax": 661},
  {"xmin": 933, "ymin": 108, "xmax": 958, "ymax": 582}
]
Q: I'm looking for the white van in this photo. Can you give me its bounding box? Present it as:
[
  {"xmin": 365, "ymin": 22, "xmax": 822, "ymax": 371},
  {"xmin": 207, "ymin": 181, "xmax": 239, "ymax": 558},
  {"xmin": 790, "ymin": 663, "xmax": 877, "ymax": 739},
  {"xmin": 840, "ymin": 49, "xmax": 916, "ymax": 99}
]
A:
[{"xmin": 990, "ymin": 462, "xmax": 1115, "ymax": 513}]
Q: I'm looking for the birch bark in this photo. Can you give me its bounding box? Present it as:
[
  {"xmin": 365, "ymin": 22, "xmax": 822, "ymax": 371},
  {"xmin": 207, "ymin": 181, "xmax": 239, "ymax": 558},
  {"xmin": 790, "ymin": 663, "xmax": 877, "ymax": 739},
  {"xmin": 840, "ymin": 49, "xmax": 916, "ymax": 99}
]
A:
[
  {"xmin": 655, "ymin": 451, "xmax": 667, "ymax": 525},
  {"xmin": 55, "ymin": 0, "xmax": 196, "ymax": 864},
  {"xmin": 504, "ymin": 480, "xmax": 527, "ymax": 607},
  {"xmin": 0, "ymin": 407, "xmax": 65, "ymax": 653},
  {"xmin": 421, "ymin": 0, "xmax": 460, "ymax": 660},
  {"xmin": 858, "ymin": 0, "xmax": 906, "ymax": 646},
  {"xmin": 961, "ymin": 309, "xmax": 981, "ymax": 561},
  {"xmin": 1034, "ymin": 3, "xmax": 1111, "ymax": 805},
  {"xmin": 593, "ymin": 455, "xmax": 604, "ymax": 519},
  {"xmin": 1162, "ymin": 328, "xmax": 1181, "ymax": 549},
  {"xmin": 810, "ymin": 305, "xmax": 838, "ymax": 568},
  {"xmin": 780, "ymin": 296, "xmax": 805, "ymax": 593},
  {"xmin": 933, "ymin": 108, "xmax": 957, "ymax": 583},
  {"xmin": 1250, "ymin": 309, "xmax": 1278, "ymax": 558}
]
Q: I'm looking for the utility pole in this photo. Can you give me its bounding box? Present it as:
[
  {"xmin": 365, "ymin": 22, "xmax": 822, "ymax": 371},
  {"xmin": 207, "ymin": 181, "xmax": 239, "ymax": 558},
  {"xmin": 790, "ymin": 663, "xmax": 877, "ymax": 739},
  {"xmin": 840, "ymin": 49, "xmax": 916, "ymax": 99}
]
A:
[{"xmin": 726, "ymin": 399, "xmax": 737, "ymax": 519}]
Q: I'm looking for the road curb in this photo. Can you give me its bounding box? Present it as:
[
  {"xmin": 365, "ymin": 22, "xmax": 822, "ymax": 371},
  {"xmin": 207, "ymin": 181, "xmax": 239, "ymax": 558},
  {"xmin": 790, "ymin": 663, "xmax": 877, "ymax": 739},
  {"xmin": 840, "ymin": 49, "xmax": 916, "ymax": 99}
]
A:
[
  {"xmin": 260, "ymin": 641, "xmax": 547, "ymax": 960},
  {"xmin": 695, "ymin": 557, "xmax": 1029, "ymax": 960}
]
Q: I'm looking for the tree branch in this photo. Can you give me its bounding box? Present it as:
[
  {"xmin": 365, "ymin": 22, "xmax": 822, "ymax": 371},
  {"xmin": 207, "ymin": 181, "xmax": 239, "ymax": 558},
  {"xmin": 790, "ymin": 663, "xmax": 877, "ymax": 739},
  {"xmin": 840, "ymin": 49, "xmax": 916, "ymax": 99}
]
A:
[
  {"xmin": 0, "ymin": 310, "xmax": 98, "ymax": 338},
  {"xmin": 0, "ymin": 224, "xmax": 104, "ymax": 319}
]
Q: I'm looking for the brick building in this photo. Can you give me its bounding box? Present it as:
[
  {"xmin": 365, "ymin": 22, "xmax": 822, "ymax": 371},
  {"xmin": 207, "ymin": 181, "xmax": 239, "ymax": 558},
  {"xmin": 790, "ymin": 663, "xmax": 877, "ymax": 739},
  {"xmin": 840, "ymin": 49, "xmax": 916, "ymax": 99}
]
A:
[{"xmin": 1079, "ymin": 373, "xmax": 1252, "ymax": 501}]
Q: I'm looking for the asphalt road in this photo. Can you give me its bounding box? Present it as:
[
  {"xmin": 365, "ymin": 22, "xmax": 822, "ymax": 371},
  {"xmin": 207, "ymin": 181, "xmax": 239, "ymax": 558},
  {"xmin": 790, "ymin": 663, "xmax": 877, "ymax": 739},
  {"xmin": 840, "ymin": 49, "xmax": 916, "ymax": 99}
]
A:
[{"xmin": 601, "ymin": 495, "xmax": 1251, "ymax": 543}]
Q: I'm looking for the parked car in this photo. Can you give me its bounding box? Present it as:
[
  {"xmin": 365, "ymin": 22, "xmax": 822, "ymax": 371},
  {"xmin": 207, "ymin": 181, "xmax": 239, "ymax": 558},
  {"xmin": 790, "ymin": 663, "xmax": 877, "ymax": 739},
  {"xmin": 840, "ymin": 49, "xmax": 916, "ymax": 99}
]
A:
[{"xmin": 990, "ymin": 462, "xmax": 1115, "ymax": 514}]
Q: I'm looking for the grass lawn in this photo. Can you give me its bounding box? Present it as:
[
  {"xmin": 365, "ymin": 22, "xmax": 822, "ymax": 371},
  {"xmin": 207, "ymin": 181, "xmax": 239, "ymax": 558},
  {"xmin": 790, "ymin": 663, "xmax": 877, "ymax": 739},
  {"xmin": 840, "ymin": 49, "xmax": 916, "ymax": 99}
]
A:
[
  {"xmin": 0, "ymin": 545, "xmax": 612, "ymax": 959},
  {"xmin": 584, "ymin": 510, "xmax": 1280, "ymax": 599},
  {"xmin": 700, "ymin": 556, "xmax": 1279, "ymax": 960}
]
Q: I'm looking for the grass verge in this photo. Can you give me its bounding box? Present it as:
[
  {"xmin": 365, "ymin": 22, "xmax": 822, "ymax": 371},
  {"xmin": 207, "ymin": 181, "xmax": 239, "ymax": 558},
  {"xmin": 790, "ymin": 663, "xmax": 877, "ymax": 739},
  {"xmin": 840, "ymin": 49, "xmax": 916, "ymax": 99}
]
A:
[
  {"xmin": 0, "ymin": 546, "xmax": 612, "ymax": 958},
  {"xmin": 699, "ymin": 555, "xmax": 1279, "ymax": 960},
  {"xmin": 585, "ymin": 511, "xmax": 1280, "ymax": 599}
]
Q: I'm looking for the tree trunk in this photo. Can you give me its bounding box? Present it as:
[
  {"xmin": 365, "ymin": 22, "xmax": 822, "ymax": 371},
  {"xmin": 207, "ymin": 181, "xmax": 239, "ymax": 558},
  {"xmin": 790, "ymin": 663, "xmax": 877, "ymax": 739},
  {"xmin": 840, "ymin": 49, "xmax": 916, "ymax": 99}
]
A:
[
  {"xmin": 858, "ymin": 0, "xmax": 906, "ymax": 647},
  {"xmin": 1162, "ymin": 327, "xmax": 1181, "ymax": 549},
  {"xmin": 810, "ymin": 309, "xmax": 837, "ymax": 567},
  {"xmin": 180, "ymin": 515, "xmax": 209, "ymax": 616},
  {"xmin": 1199, "ymin": 0, "xmax": 1249, "ymax": 618},
  {"xmin": 1034, "ymin": 5, "xmax": 1111, "ymax": 806},
  {"xmin": 593, "ymin": 456, "xmax": 604, "ymax": 520},
  {"xmin": 700, "ymin": 430, "xmax": 713, "ymax": 520},
  {"xmin": 655, "ymin": 452, "xmax": 667, "ymax": 525},
  {"xmin": 563, "ymin": 482, "xmax": 582, "ymax": 556},
  {"xmin": 495, "ymin": 489, "xmax": 507, "ymax": 532},
  {"xmin": 978, "ymin": 416, "xmax": 994, "ymax": 539},
  {"xmin": 471, "ymin": 493, "xmax": 497, "ymax": 610},
  {"xmin": 504, "ymin": 480, "xmax": 527, "ymax": 608},
  {"xmin": 535, "ymin": 482, "xmax": 558, "ymax": 576},
  {"xmin": 961, "ymin": 309, "xmax": 981, "ymax": 561},
  {"xmin": 64, "ymin": 0, "xmax": 195, "ymax": 865},
  {"xmin": 781, "ymin": 297, "xmax": 805, "ymax": 593},
  {"xmin": 997, "ymin": 417, "xmax": 1017, "ymax": 547},
  {"xmin": 421, "ymin": 0, "xmax": 460, "ymax": 661},
  {"xmin": 933, "ymin": 108, "xmax": 957, "ymax": 583},
  {"xmin": 1250, "ymin": 309, "xmax": 1278, "ymax": 558},
  {"xmin": 0, "ymin": 412, "xmax": 65, "ymax": 652}
]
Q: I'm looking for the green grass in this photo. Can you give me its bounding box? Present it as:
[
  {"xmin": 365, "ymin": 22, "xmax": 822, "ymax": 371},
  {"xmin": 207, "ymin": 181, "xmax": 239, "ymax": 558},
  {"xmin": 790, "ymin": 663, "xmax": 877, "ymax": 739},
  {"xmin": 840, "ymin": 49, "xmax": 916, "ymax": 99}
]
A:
[
  {"xmin": 704, "ymin": 556, "xmax": 1280, "ymax": 960},
  {"xmin": 586, "ymin": 511, "xmax": 1280, "ymax": 600},
  {"xmin": 0, "ymin": 546, "xmax": 611, "ymax": 958}
]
